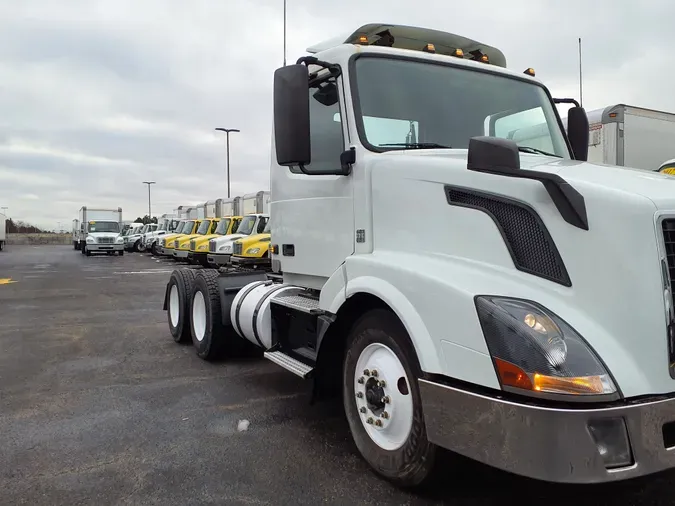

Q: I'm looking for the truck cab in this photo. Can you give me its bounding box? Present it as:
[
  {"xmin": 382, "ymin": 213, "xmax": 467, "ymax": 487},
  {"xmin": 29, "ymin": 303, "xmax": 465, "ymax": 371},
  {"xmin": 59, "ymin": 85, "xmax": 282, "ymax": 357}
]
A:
[
  {"xmin": 230, "ymin": 220, "xmax": 271, "ymax": 268},
  {"xmin": 173, "ymin": 218, "xmax": 218, "ymax": 261},
  {"xmin": 164, "ymin": 23, "xmax": 675, "ymax": 487},
  {"xmin": 81, "ymin": 219, "xmax": 124, "ymax": 256},
  {"xmin": 159, "ymin": 220, "xmax": 195, "ymax": 256},
  {"xmin": 188, "ymin": 215, "xmax": 243, "ymax": 267},
  {"xmin": 206, "ymin": 213, "xmax": 269, "ymax": 267}
]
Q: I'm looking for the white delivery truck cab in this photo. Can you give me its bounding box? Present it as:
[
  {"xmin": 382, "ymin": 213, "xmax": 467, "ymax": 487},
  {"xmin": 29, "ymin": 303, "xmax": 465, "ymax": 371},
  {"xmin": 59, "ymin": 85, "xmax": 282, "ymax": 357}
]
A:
[
  {"xmin": 72, "ymin": 219, "xmax": 80, "ymax": 250},
  {"xmin": 78, "ymin": 207, "xmax": 124, "ymax": 256},
  {"xmin": 586, "ymin": 104, "xmax": 675, "ymax": 171},
  {"xmin": 163, "ymin": 24, "xmax": 675, "ymax": 487},
  {"xmin": 0, "ymin": 212, "xmax": 6, "ymax": 251}
]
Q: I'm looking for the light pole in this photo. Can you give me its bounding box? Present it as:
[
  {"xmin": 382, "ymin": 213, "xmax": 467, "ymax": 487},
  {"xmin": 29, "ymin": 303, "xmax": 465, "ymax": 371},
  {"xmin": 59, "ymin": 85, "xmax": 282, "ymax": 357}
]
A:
[
  {"xmin": 143, "ymin": 181, "xmax": 155, "ymax": 221},
  {"xmin": 214, "ymin": 128, "xmax": 240, "ymax": 198}
]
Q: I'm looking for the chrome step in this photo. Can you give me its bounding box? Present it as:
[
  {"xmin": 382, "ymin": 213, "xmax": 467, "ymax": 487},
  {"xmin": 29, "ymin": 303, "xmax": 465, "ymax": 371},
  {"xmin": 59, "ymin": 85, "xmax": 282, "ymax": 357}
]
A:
[
  {"xmin": 264, "ymin": 350, "xmax": 314, "ymax": 379},
  {"xmin": 271, "ymin": 293, "xmax": 321, "ymax": 314}
]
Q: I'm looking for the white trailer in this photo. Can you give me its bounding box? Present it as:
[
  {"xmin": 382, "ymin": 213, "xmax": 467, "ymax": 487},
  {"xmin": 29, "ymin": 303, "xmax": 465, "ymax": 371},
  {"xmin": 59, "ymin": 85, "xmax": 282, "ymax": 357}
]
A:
[
  {"xmin": 77, "ymin": 206, "xmax": 124, "ymax": 256},
  {"xmin": 163, "ymin": 23, "xmax": 675, "ymax": 487},
  {"xmin": 72, "ymin": 219, "xmax": 80, "ymax": 250},
  {"xmin": 205, "ymin": 201, "xmax": 218, "ymax": 218},
  {"xmin": 196, "ymin": 203, "xmax": 207, "ymax": 219},
  {"xmin": 218, "ymin": 197, "xmax": 241, "ymax": 218},
  {"xmin": 186, "ymin": 207, "xmax": 198, "ymax": 220},
  {"xmin": 240, "ymin": 191, "xmax": 270, "ymax": 215},
  {"xmin": 0, "ymin": 212, "xmax": 6, "ymax": 251},
  {"xmin": 586, "ymin": 104, "xmax": 675, "ymax": 171}
]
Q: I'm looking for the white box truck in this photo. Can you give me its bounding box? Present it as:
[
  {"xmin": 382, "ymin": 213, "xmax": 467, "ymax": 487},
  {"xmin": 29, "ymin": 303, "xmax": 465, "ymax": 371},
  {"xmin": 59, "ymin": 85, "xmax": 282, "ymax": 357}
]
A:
[
  {"xmin": 163, "ymin": 23, "xmax": 675, "ymax": 487},
  {"xmin": 240, "ymin": 191, "xmax": 270, "ymax": 215},
  {"xmin": 77, "ymin": 207, "xmax": 124, "ymax": 256},
  {"xmin": 72, "ymin": 219, "xmax": 80, "ymax": 249},
  {"xmin": 586, "ymin": 104, "xmax": 675, "ymax": 171},
  {"xmin": 218, "ymin": 197, "xmax": 241, "ymax": 218},
  {"xmin": 0, "ymin": 212, "xmax": 6, "ymax": 251}
]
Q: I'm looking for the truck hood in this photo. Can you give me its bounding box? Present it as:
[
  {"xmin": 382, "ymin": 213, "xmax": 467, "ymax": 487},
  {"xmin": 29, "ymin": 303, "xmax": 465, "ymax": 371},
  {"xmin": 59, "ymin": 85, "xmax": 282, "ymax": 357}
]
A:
[
  {"xmin": 212, "ymin": 233, "xmax": 246, "ymax": 246},
  {"xmin": 88, "ymin": 232, "xmax": 119, "ymax": 239},
  {"xmin": 383, "ymin": 149, "xmax": 675, "ymax": 208}
]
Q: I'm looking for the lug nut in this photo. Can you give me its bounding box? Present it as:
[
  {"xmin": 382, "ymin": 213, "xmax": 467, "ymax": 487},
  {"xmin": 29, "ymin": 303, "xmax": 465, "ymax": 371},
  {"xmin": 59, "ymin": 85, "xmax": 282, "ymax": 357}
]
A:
[
  {"xmin": 366, "ymin": 417, "xmax": 374, "ymax": 424},
  {"xmin": 382, "ymin": 411, "xmax": 389, "ymax": 419},
  {"xmin": 378, "ymin": 380, "xmax": 386, "ymax": 388},
  {"xmin": 359, "ymin": 407, "xmax": 367, "ymax": 413},
  {"xmin": 357, "ymin": 377, "xmax": 365, "ymax": 384},
  {"xmin": 371, "ymin": 370, "xmax": 378, "ymax": 377},
  {"xmin": 356, "ymin": 392, "xmax": 363, "ymax": 399},
  {"xmin": 363, "ymin": 369, "xmax": 371, "ymax": 376},
  {"xmin": 381, "ymin": 396, "xmax": 390, "ymax": 404},
  {"xmin": 374, "ymin": 419, "xmax": 383, "ymax": 427}
]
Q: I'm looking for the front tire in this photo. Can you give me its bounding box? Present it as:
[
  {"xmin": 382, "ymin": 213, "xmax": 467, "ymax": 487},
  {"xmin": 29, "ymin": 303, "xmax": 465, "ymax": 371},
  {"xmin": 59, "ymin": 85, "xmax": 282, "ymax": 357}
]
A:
[
  {"xmin": 166, "ymin": 269, "xmax": 198, "ymax": 343},
  {"xmin": 343, "ymin": 309, "xmax": 436, "ymax": 488},
  {"xmin": 119, "ymin": 250, "xmax": 124, "ymax": 256},
  {"xmin": 151, "ymin": 242, "xmax": 158, "ymax": 256},
  {"xmin": 80, "ymin": 243, "xmax": 86, "ymax": 255},
  {"xmin": 190, "ymin": 269, "xmax": 226, "ymax": 360}
]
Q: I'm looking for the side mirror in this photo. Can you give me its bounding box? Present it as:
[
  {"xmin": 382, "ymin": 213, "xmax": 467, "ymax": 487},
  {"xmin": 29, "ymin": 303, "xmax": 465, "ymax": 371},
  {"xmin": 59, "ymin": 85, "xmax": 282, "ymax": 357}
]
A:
[
  {"xmin": 467, "ymin": 136, "xmax": 520, "ymax": 172},
  {"xmin": 273, "ymin": 64, "xmax": 311, "ymax": 167},
  {"xmin": 566, "ymin": 106, "xmax": 589, "ymax": 162}
]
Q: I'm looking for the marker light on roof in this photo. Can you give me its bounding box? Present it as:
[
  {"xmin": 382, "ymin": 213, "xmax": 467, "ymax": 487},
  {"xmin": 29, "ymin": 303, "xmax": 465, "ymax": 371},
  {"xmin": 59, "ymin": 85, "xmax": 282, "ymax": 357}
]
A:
[
  {"xmin": 452, "ymin": 48, "xmax": 464, "ymax": 57},
  {"xmin": 480, "ymin": 54, "xmax": 489, "ymax": 63},
  {"xmin": 423, "ymin": 43, "xmax": 436, "ymax": 53},
  {"xmin": 357, "ymin": 35, "xmax": 368, "ymax": 44},
  {"xmin": 524, "ymin": 68, "xmax": 536, "ymax": 76}
]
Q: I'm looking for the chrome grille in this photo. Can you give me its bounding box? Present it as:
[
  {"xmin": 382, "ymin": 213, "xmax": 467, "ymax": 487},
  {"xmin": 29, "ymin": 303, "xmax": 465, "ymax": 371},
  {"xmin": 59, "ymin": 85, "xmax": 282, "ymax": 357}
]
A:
[
  {"xmin": 99, "ymin": 237, "xmax": 114, "ymax": 244},
  {"xmin": 190, "ymin": 240, "xmax": 195, "ymax": 250},
  {"xmin": 233, "ymin": 242, "xmax": 243, "ymax": 255},
  {"xmin": 209, "ymin": 240, "xmax": 215, "ymax": 252},
  {"xmin": 174, "ymin": 240, "xmax": 179, "ymax": 248}
]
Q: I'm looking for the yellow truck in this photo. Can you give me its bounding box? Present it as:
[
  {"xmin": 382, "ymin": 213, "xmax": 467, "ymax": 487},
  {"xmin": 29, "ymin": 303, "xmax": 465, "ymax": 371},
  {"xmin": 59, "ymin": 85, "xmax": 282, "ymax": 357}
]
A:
[
  {"xmin": 229, "ymin": 220, "xmax": 272, "ymax": 269},
  {"xmin": 188, "ymin": 216, "xmax": 243, "ymax": 267},
  {"xmin": 173, "ymin": 218, "xmax": 219, "ymax": 261},
  {"xmin": 160, "ymin": 219, "xmax": 199, "ymax": 257}
]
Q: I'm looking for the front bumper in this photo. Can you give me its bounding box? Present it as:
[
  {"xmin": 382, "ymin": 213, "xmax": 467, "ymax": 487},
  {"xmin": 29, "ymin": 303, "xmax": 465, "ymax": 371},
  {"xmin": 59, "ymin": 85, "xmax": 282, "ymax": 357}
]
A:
[
  {"xmin": 160, "ymin": 247, "xmax": 175, "ymax": 256},
  {"xmin": 207, "ymin": 253, "xmax": 231, "ymax": 266},
  {"xmin": 419, "ymin": 379, "xmax": 675, "ymax": 483},
  {"xmin": 230, "ymin": 256, "xmax": 270, "ymax": 267},
  {"xmin": 173, "ymin": 249, "xmax": 189, "ymax": 259},
  {"xmin": 86, "ymin": 243, "xmax": 123, "ymax": 252}
]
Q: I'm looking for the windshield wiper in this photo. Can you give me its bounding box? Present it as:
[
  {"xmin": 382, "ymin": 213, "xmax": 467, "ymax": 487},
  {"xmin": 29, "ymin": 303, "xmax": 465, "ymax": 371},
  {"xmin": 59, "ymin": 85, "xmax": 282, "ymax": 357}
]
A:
[
  {"xmin": 517, "ymin": 146, "xmax": 561, "ymax": 158},
  {"xmin": 379, "ymin": 142, "xmax": 451, "ymax": 149}
]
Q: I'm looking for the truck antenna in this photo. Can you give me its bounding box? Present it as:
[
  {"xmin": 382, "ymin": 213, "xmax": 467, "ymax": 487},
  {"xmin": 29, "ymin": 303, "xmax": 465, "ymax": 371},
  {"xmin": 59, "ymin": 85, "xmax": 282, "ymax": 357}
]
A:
[
  {"xmin": 578, "ymin": 37, "xmax": 583, "ymax": 108},
  {"xmin": 283, "ymin": 0, "xmax": 287, "ymax": 66}
]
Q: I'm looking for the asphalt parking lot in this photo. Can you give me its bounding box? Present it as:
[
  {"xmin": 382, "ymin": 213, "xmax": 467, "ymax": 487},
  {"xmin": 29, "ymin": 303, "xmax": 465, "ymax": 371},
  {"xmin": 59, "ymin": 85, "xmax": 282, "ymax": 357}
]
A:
[{"xmin": 1, "ymin": 245, "xmax": 674, "ymax": 505}]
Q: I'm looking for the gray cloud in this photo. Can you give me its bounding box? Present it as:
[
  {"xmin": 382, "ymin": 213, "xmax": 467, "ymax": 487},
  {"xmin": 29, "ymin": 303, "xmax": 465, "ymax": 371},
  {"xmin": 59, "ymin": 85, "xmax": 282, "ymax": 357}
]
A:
[{"xmin": 0, "ymin": 0, "xmax": 671, "ymax": 229}]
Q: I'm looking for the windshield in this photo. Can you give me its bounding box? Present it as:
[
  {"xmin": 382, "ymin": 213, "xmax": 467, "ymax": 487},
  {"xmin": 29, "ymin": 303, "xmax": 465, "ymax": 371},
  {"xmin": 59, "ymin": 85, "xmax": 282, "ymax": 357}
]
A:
[
  {"xmin": 235, "ymin": 216, "xmax": 256, "ymax": 235},
  {"xmin": 215, "ymin": 218, "xmax": 231, "ymax": 235},
  {"xmin": 196, "ymin": 220, "xmax": 211, "ymax": 235},
  {"xmin": 88, "ymin": 221, "xmax": 119, "ymax": 233},
  {"xmin": 181, "ymin": 221, "xmax": 196, "ymax": 234},
  {"xmin": 353, "ymin": 56, "xmax": 569, "ymax": 158}
]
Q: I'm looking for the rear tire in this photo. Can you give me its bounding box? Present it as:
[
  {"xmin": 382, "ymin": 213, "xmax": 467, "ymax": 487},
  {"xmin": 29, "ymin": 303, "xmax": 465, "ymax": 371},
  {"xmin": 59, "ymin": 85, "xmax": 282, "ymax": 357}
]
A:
[
  {"xmin": 343, "ymin": 309, "xmax": 437, "ymax": 488},
  {"xmin": 190, "ymin": 269, "xmax": 227, "ymax": 360},
  {"xmin": 166, "ymin": 269, "xmax": 198, "ymax": 343}
]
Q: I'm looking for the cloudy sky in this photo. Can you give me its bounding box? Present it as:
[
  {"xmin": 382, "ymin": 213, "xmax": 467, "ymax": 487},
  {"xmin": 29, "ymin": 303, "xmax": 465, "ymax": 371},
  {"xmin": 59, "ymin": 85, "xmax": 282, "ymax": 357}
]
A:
[{"xmin": 0, "ymin": 0, "xmax": 670, "ymax": 230}]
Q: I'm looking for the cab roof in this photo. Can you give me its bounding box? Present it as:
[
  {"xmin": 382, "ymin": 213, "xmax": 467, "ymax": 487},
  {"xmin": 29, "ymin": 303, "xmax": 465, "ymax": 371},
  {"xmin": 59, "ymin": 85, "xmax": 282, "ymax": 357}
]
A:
[{"xmin": 307, "ymin": 23, "xmax": 506, "ymax": 68}]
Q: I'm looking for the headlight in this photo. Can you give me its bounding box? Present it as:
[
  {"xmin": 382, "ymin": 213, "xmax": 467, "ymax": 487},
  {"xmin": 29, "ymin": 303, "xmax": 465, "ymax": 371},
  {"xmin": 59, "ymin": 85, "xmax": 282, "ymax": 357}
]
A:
[
  {"xmin": 219, "ymin": 244, "xmax": 232, "ymax": 253},
  {"xmin": 116, "ymin": 237, "xmax": 124, "ymax": 243},
  {"xmin": 198, "ymin": 244, "xmax": 207, "ymax": 251},
  {"xmin": 86, "ymin": 237, "xmax": 95, "ymax": 243},
  {"xmin": 246, "ymin": 248, "xmax": 260, "ymax": 255},
  {"xmin": 475, "ymin": 296, "xmax": 617, "ymax": 399}
]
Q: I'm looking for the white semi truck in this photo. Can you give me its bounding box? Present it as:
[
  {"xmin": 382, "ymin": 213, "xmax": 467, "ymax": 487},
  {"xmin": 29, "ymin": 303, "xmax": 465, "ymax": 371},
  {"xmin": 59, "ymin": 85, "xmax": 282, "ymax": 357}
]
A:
[
  {"xmin": 163, "ymin": 24, "xmax": 675, "ymax": 487},
  {"xmin": 585, "ymin": 104, "xmax": 675, "ymax": 171},
  {"xmin": 77, "ymin": 206, "xmax": 124, "ymax": 256},
  {"xmin": 0, "ymin": 211, "xmax": 6, "ymax": 251}
]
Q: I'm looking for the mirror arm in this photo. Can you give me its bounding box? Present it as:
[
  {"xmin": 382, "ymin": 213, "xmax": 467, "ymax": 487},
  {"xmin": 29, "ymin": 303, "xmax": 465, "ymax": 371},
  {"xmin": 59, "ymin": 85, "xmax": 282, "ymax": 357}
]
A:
[{"xmin": 554, "ymin": 97, "xmax": 581, "ymax": 107}]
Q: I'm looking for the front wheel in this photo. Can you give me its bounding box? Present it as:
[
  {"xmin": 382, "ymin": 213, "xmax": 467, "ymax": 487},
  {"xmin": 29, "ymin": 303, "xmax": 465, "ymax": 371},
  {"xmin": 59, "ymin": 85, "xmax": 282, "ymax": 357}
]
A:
[
  {"xmin": 151, "ymin": 242, "xmax": 158, "ymax": 256},
  {"xmin": 118, "ymin": 250, "xmax": 124, "ymax": 256},
  {"xmin": 343, "ymin": 309, "xmax": 436, "ymax": 488}
]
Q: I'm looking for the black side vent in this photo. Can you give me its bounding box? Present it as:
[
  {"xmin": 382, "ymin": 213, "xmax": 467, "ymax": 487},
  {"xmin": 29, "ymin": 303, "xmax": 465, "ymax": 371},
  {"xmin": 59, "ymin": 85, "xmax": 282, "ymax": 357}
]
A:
[
  {"xmin": 663, "ymin": 219, "xmax": 675, "ymax": 306},
  {"xmin": 445, "ymin": 185, "xmax": 571, "ymax": 287}
]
